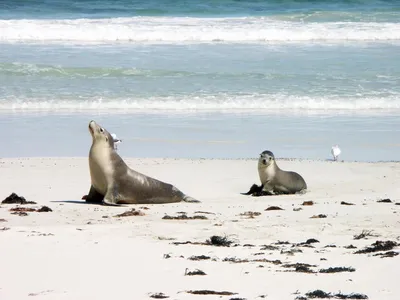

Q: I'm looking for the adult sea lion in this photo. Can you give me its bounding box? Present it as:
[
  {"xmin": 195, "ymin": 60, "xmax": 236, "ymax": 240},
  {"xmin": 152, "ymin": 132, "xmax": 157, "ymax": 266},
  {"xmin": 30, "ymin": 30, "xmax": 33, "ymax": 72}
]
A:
[
  {"xmin": 83, "ymin": 120, "xmax": 200, "ymax": 205},
  {"xmin": 242, "ymin": 150, "xmax": 307, "ymax": 196}
]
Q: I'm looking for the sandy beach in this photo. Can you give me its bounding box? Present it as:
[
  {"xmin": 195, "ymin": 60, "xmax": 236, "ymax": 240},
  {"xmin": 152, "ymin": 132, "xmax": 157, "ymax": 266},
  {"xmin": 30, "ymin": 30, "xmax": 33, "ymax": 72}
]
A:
[{"xmin": 0, "ymin": 157, "xmax": 399, "ymax": 300}]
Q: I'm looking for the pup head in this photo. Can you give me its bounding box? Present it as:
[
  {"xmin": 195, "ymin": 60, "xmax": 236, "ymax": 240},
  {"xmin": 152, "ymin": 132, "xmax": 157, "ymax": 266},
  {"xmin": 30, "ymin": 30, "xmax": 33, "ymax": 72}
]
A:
[{"xmin": 258, "ymin": 150, "xmax": 275, "ymax": 167}]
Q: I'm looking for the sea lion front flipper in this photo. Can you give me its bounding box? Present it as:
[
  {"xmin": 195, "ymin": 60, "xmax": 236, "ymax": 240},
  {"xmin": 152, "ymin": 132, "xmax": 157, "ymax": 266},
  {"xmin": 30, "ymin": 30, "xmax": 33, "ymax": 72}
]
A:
[
  {"xmin": 252, "ymin": 182, "xmax": 276, "ymax": 197},
  {"xmin": 241, "ymin": 184, "xmax": 262, "ymax": 195},
  {"xmin": 102, "ymin": 199, "xmax": 123, "ymax": 206},
  {"xmin": 84, "ymin": 185, "xmax": 104, "ymax": 203},
  {"xmin": 252, "ymin": 184, "xmax": 274, "ymax": 197},
  {"xmin": 103, "ymin": 185, "xmax": 123, "ymax": 206}
]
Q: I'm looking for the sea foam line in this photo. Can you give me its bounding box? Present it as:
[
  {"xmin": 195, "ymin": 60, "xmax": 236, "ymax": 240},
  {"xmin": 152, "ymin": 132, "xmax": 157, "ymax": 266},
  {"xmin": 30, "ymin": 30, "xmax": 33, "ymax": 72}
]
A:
[
  {"xmin": 1, "ymin": 94, "xmax": 400, "ymax": 113},
  {"xmin": 1, "ymin": 17, "xmax": 400, "ymax": 44}
]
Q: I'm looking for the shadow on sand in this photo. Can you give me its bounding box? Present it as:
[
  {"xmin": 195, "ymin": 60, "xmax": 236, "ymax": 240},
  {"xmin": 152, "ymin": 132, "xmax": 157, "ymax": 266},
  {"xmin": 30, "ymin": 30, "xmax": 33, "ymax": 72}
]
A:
[{"xmin": 51, "ymin": 200, "xmax": 103, "ymax": 206}]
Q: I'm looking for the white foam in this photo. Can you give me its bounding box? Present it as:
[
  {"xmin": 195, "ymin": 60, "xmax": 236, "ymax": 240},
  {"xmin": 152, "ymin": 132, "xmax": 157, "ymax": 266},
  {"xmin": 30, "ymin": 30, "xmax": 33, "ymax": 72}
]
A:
[
  {"xmin": 1, "ymin": 94, "xmax": 400, "ymax": 114},
  {"xmin": 1, "ymin": 17, "xmax": 400, "ymax": 44}
]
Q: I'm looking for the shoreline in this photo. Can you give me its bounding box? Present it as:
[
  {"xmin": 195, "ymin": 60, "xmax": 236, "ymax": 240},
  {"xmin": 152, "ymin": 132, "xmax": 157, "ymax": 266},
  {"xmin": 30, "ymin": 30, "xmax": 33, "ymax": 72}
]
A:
[{"xmin": 2, "ymin": 157, "xmax": 400, "ymax": 163}]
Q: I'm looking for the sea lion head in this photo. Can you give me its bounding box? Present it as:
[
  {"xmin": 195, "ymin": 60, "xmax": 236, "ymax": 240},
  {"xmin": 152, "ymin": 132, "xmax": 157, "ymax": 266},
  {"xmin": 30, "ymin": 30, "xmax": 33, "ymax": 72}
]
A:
[
  {"xmin": 258, "ymin": 150, "xmax": 275, "ymax": 168},
  {"xmin": 88, "ymin": 120, "xmax": 114, "ymax": 149}
]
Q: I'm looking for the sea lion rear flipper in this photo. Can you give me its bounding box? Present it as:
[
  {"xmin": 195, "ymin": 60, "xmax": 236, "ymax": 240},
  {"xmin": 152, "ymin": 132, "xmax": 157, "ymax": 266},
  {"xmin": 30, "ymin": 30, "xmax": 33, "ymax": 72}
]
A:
[
  {"xmin": 241, "ymin": 184, "xmax": 262, "ymax": 195},
  {"xmin": 183, "ymin": 196, "xmax": 201, "ymax": 203},
  {"xmin": 84, "ymin": 186, "xmax": 104, "ymax": 203}
]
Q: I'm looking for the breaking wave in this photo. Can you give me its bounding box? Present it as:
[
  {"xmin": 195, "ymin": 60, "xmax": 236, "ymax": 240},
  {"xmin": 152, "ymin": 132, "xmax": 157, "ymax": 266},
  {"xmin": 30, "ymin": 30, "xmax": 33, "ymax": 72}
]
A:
[{"xmin": 1, "ymin": 17, "xmax": 400, "ymax": 45}]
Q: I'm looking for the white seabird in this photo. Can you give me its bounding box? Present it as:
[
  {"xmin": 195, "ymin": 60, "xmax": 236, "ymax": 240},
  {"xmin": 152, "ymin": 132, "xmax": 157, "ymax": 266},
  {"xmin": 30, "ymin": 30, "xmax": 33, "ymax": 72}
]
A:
[
  {"xmin": 331, "ymin": 145, "xmax": 341, "ymax": 161},
  {"xmin": 111, "ymin": 133, "xmax": 122, "ymax": 150}
]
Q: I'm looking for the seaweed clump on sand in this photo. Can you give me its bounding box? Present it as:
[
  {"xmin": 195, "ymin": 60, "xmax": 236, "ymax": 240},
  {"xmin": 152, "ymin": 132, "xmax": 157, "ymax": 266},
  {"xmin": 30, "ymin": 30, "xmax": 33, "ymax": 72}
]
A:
[
  {"xmin": 185, "ymin": 268, "xmax": 207, "ymax": 276},
  {"xmin": 239, "ymin": 211, "xmax": 261, "ymax": 218},
  {"xmin": 377, "ymin": 198, "xmax": 392, "ymax": 203},
  {"xmin": 295, "ymin": 238, "xmax": 320, "ymax": 247},
  {"xmin": 2, "ymin": 193, "xmax": 36, "ymax": 205},
  {"xmin": 149, "ymin": 292, "xmax": 169, "ymax": 299},
  {"xmin": 282, "ymin": 263, "xmax": 317, "ymax": 273},
  {"xmin": 310, "ymin": 214, "xmax": 327, "ymax": 219},
  {"xmin": 319, "ymin": 267, "xmax": 355, "ymax": 273},
  {"xmin": 353, "ymin": 230, "xmax": 376, "ymax": 240},
  {"xmin": 162, "ymin": 214, "xmax": 207, "ymax": 220},
  {"xmin": 265, "ymin": 206, "xmax": 284, "ymax": 211},
  {"xmin": 302, "ymin": 290, "xmax": 368, "ymax": 299},
  {"xmin": 114, "ymin": 209, "xmax": 144, "ymax": 217},
  {"xmin": 9, "ymin": 207, "xmax": 36, "ymax": 216},
  {"xmin": 354, "ymin": 240, "xmax": 398, "ymax": 254},
  {"xmin": 206, "ymin": 235, "xmax": 234, "ymax": 247},
  {"xmin": 37, "ymin": 206, "xmax": 52, "ymax": 212},
  {"xmin": 186, "ymin": 290, "xmax": 237, "ymax": 296},
  {"xmin": 373, "ymin": 251, "xmax": 399, "ymax": 258},
  {"xmin": 9, "ymin": 206, "xmax": 52, "ymax": 216},
  {"xmin": 188, "ymin": 255, "xmax": 211, "ymax": 261},
  {"xmin": 223, "ymin": 257, "xmax": 249, "ymax": 263}
]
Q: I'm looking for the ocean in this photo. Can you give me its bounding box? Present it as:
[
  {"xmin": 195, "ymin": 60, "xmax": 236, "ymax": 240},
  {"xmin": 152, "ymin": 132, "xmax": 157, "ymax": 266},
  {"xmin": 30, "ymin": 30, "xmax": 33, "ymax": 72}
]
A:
[{"xmin": 0, "ymin": 0, "xmax": 399, "ymax": 161}]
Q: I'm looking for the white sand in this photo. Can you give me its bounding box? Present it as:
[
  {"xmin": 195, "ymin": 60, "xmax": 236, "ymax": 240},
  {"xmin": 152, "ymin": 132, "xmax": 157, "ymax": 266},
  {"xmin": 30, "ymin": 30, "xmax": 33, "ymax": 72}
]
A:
[{"xmin": 0, "ymin": 157, "xmax": 399, "ymax": 300}]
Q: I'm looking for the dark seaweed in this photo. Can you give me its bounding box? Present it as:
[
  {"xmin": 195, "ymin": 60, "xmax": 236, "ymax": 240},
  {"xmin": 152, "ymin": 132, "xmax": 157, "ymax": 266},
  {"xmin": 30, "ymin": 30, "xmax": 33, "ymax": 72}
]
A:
[
  {"xmin": 185, "ymin": 269, "xmax": 206, "ymax": 276},
  {"xmin": 373, "ymin": 251, "xmax": 398, "ymax": 258},
  {"xmin": 223, "ymin": 257, "xmax": 249, "ymax": 263},
  {"xmin": 296, "ymin": 238, "xmax": 319, "ymax": 246},
  {"xmin": 37, "ymin": 206, "xmax": 52, "ymax": 212},
  {"xmin": 187, "ymin": 290, "xmax": 237, "ymax": 296},
  {"xmin": 114, "ymin": 209, "xmax": 144, "ymax": 217},
  {"xmin": 275, "ymin": 240, "xmax": 290, "ymax": 245},
  {"xmin": 265, "ymin": 206, "xmax": 284, "ymax": 211},
  {"xmin": 354, "ymin": 240, "xmax": 398, "ymax": 254},
  {"xmin": 304, "ymin": 290, "xmax": 368, "ymax": 299},
  {"xmin": 282, "ymin": 263, "xmax": 316, "ymax": 273},
  {"xmin": 260, "ymin": 244, "xmax": 280, "ymax": 250},
  {"xmin": 240, "ymin": 211, "xmax": 261, "ymax": 218},
  {"xmin": 310, "ymin": 214, "xmax": 327, "ymax": 219},
  {"xmin": 377, "ymin": 198, "xmax": 392, "ymax": 203},
  {"xmin": 149, "ymin": 292, "xmax": 169, "ymax": 299},
  {"xmin": 163, "ymin": 214, "xmax": 207, "ymax": 220},
  {"xmin": 353, "ymin": 230, "xmax": 375, "ymax": 240},
  {"xmin": 188, "ymin": 255, "xmax": 211, "ymax": 261},
  {"xmin": 319, "ymin": 267, "xmax": 355, "ymax": 273},
  {"xmin": 2, "ymin": 193, "xmax": 36, "ymax": 205},
  {"xmin": 206, "ymin": 235, "xmax": 234, "ymax": 247}
]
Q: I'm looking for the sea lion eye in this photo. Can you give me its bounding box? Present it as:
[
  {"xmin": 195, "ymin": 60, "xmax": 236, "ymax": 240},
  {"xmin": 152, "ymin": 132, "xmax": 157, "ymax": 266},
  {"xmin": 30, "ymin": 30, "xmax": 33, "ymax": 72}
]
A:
[{"xmin": 100, "ymin": 128, "xmax": 104, "ymax": 133}]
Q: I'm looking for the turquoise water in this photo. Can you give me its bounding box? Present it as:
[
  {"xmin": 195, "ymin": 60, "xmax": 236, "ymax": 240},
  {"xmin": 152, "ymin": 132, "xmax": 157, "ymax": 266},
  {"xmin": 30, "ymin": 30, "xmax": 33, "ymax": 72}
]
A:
[{"xmin": 0, "ymin": 0, "xmax": 399, "ymax": 160}]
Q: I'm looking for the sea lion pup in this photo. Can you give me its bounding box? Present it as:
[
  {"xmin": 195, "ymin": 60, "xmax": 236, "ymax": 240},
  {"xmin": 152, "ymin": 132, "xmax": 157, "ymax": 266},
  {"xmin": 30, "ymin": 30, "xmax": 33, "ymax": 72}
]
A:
[
  {"xmin": 242, "ymin": 150, "xmax": 307, "ymax": 196},
  {"xmin": 83, "ymin": 120, "xmax": 200, "ymax": 205}
]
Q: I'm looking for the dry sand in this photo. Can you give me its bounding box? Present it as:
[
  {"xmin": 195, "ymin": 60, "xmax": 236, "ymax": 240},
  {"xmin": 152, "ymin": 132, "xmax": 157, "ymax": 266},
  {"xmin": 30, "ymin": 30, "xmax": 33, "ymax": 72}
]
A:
[{"xmin": 0, "ymin": 157, "xmax": 399, "ymax": 300}]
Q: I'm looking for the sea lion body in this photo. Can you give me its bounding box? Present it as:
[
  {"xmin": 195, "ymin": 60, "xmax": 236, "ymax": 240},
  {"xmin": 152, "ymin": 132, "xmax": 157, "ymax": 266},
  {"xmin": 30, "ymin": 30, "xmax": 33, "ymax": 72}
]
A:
[
  {"xmin": 243, "ymin": 150, "xmax": 307, "ymax": 196},
  {"xmin": 85, "ymin": 120, "xmax": 199, "ymax": 205}
]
